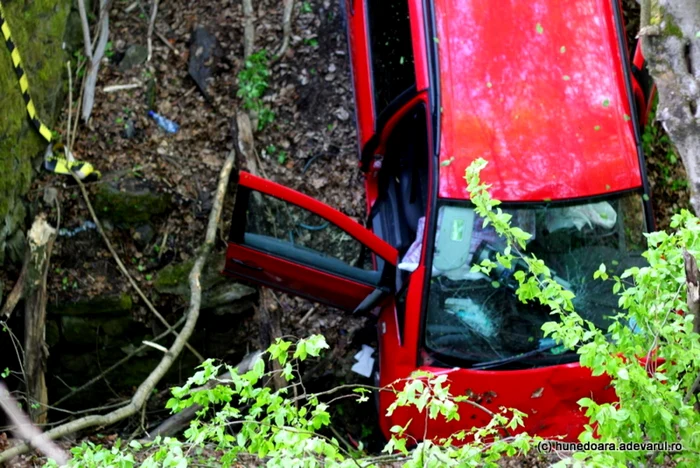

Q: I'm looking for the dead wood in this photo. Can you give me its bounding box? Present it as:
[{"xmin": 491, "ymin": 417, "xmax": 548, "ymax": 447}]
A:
[
  {"xmin": 0, "ymin": 256, "xmax": 28, "ymax": 318},
  {"xmin": 147, "ymin": 0, "xmax": 160, "ymax": 62},
  {"xmin": 242, "ymin": 0, "xmax": 255, "ymax": 58},
  {"xmin": 81, "ymin": 0, "xmax": 110, "ymax": 121},
  {"xmin": 684, "ymin": 249, "xmax": 700, "ymax": 405},
  {"xmin": 639, "ymin": 0, "xmax": 700, "ymax": 214},
  {"xmin": 147, "ymin": 350, "xmax": 263, "ymax": 438},
  {"xmin": 0, "ymin": 383, "xmax": 68, "ymax": 465},
  {"xmin": 0, "ymin": 127, "xmax": 238, "ymax": 464},
  {"xmin": 273, "ymin": 0, "xmax": 295, "ymax": 61},
  {"xmin": 22, "ymin": 216, "xmax": 56, "ymax": 425},
  {"xmin": 256, "ymin": 289, "xmax": 285, "ymax": 390}
]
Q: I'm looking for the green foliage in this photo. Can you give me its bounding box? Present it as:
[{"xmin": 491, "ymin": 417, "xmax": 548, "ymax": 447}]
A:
[
  {"xmin": 236, "ymin": 50, "xmax": 275, "ymax": 131},
  {"xmin": 465, "ymin": 158, "xmax": 700, "ymax": 467},
  {"xmin": 51, "ymin": 334, "xmax": 535, "ymax": 467}
]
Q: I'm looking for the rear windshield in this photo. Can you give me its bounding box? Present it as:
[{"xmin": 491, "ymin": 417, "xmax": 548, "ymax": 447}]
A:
[{"xmin": 423, "ymin": 193, "xmax": 648, "ymax": 367}]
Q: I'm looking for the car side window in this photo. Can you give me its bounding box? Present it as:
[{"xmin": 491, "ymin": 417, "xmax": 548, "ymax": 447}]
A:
[
  {"xmin": 367, "ymin": 0, "xmax": 415, "ymax": 115},
  {"xmin": 241, "ymin": 190, "xmax": 379, "ymax": 284}
]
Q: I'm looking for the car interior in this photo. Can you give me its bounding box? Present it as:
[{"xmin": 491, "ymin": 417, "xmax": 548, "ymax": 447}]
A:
[{"xmin": 369, "ymin": 104, "xmax": 429, "ymax": 291}]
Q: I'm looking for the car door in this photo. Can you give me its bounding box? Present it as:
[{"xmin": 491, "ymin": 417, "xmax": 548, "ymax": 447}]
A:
[
  {"xmin": 225, "ymin": 172, "xmax": 398, "ymax": 312},
  {"xmin": 343, "ymin": 0, "xmax": 375, "ymax": 149}
]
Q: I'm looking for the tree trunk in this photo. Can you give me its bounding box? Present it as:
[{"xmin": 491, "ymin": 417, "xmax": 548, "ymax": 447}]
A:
[
  {"xmin": 23, "ymin": 215, "xmax": 56, "ymax": 425},
  {"xmin": 641, "ymin": 0, "xmax": 700, "ymax": 213}
]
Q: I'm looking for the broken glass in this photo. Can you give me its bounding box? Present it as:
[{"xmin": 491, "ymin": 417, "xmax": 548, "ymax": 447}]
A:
[{"xmin": 424, "ymin": 192, "xmax": 647, "ymax": 367}]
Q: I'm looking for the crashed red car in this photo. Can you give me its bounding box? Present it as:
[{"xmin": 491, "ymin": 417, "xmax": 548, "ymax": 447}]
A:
[{"xmin": 225, "ymin": 0, "xmax": 655, "ymax": 443}]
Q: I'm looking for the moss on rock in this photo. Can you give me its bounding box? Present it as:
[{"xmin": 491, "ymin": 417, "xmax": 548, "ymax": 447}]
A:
[
  {"xmin": 94, "ymin": 178, "xmax": 173, "ymax": 225},
  {"xmin": 0, "ymin": 0, "xmax": 72, "ymax": 264},
  {"xmin": 50, "ymin": 293, "xmax": 133, "ymax": 316}
]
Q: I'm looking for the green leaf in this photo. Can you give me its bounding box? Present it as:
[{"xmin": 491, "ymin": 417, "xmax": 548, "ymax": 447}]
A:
[{"xmin": 536, "ymin": 23, "xmax": 544, "ymax": 34}]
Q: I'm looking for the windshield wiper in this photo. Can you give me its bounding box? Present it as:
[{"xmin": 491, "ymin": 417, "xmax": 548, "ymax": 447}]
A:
[{"xmin": 471, "ymin": 340, "xmax": 572, "ymax": 370}]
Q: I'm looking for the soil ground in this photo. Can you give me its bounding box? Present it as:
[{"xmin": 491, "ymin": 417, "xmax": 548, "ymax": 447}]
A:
[{"xmin": 0, "ymin": 0, "xmax": 690, "ymax": 466}]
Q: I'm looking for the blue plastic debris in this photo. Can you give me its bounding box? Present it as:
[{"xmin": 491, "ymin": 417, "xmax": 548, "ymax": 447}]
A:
[
  {"xmin": 148, "ymin": 110, "xmax": 179, "ymax": 133},
  {"xmin": 59, "ymin": 221, "xmax": 97, "ymax": 237}
]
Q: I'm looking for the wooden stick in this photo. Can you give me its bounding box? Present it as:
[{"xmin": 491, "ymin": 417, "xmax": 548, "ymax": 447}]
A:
[
  {"xmin": 242, "ymin": 0, "xmax": 255, "ymax": 59},
  {"xmin": 147, "ymin": 0, "xmax": 160, "ymax": 62},
  {"xmin": 22, "ymin": 216, "xmax": 56, "ymax": 425},
  {"xmin": 0, "ymin": 383, "xmax": 68, "ymax": 465},
  {"xmin": 274, "ymin": 0, "xmax": 295, "ymax": 60}
]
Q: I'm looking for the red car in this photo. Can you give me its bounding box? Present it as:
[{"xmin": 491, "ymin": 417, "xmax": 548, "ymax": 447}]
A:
[{"xmin": 225, "ymin": 0, "xmax": 654, "ymax": 442}]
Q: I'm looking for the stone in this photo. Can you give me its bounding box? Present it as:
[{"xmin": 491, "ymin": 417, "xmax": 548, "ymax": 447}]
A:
[
  {"xmin": 188, "ymin": 26, "xmax": 219, "ymax": 99},
  {"xmin": 49, "ymin": 293, "xmax": 133, "ymax": 316},
  {"xmin": 202, "ymin": 282, "xmax": 256, "ymax": 309},
  {"xmin": 133, "ymin": 224, "xmax": 155, "ymax": 249},
  {"xmin": 154, "ymin": 253, "xmax": 256, "ymax": 308},
  {"xmin": 94, "ymin": 178, "xmax": 173, "ymax": 225},
  {"xmin": 61, "ymin": 315, "xmax": 133, "ymax": 345},
  {"xmin": 118, "ymin": 45, "xmax": 148, "ymax": 72},
  {"xmin": 154, "ymin": 254, "xmax": 227, "ymax": 296},
  {"xmin": 6, "ymin": 229, "xmax": 26, "ymax": 266},
  {"xmin": 45, "ymin": 320, "xmax": 60, "ymax": 347},
  {"xmin": 0, "ymin": 0, "xmax": 72, "ymax": 267}
]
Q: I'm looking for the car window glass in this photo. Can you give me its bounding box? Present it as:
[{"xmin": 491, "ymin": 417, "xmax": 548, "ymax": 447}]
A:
[
  {"xmin": 243, "ymin": 191, "xmax": 376, "ymax": 278},
  {"xmin": 424, "ymin": 193, "xmax": 648, "ymax": 365},
  {"xmin": 367, "ymin": 0, "xmax": 415, "ymax": 114}
]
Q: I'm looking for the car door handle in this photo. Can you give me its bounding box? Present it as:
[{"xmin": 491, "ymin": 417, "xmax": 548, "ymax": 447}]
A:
[{"xmin": 230, "ymin": 258, "xmax": 264, "ymax": 271}]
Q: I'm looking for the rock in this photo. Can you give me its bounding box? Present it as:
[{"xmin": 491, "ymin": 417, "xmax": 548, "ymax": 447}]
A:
[
  {"xmin": 188, "ymin": 26, "xmax": 219, "ymax": 99},
  {"xmin": 123, "ymin": 119, "xmax": 136, "ymax": 139},
  {"xmin": 61, "ymin": 315, "xmax": 132, "ymax": 345},
  {"xmin": 0, "ymin": 0, "xmax": 72, "ymax": 268},
  {"xmin": 118, "ymin": 45, "xmax": 148, "ymax": 72},
  {"xmin": 133, "ymin": 224, "xmax": 155, "ymax": 249},
  {"xmin": 6, "ymin": 229, "xmax": 26, "ymax": 265},
  {"xmin": 154, "ymin": 254, "xmax": 226, "ymax": 295},
  {"xmin": 45, "ymin": 320, "xmax": 60, "ymax": 347},
  {"xmin": 154, "ymin": 253, "xmax": 256, "ymax": 308},
  {"xmin": 94, "ymin": 178, "xmax": 173, "ymax": 225},
  {"xmin": 49, "ymin": 293, "xmax": 133, "ymax": 316},
  {"xmin": 202, "ymin": 282, "xmax": 256, "ymax": 309}
]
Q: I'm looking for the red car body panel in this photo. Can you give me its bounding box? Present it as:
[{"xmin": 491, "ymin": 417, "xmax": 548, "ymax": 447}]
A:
[
  {"xmin": 344, "ymin": 0, "xmax": 375, "ymax": 150},
  {"xmin": 434, "ymin": 0, "xmax": 643, "ymax": 201}
]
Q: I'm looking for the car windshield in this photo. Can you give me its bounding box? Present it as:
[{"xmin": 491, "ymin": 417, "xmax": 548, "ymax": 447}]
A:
[{"xmin": 423, "ymin": 192, "xmax": 648, "ymax": 367}]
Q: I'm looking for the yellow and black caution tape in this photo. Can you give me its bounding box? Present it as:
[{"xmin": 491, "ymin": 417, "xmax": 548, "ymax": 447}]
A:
[{"xmin": 0, "ymin": 1, "xmax": 100, "ymax": 181}]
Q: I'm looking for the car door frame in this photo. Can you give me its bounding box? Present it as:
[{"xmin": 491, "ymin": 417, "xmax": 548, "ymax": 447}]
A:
[{"xmin": 226, "ymin": 171, "xmax": 399, "ymax": 313}]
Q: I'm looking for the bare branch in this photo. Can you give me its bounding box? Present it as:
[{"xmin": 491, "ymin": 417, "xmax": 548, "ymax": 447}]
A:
[
  {"xmin": 242, "ymin": 0, "xmax": 255, "ymax": 58},
  {"xmin": 274, "ymin": 0, "xmax": 295, "ymax": 60},
  {"xmin": 76, "ymin": 0, "xmax": 94, "ymax": 62},
  {"xmin": 82, "ymin": 0, "xmax": 110, "ymax": 122},
  {"xmin": 147, "ymin": 0, "xmax": 160, "ymax": 62},
  {"xmin": 0, "ymin": 383, "xmax": 68, "ymax": 465}
]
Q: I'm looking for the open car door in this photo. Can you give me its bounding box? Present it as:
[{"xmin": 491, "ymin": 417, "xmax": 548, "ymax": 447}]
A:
[{"xmin": 225, "ymin": 172, "xmax": 398, "ymax": 312}]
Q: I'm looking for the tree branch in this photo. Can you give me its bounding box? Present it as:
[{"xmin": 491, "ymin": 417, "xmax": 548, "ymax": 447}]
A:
[{"xmin": 0, "ymin": 383, "xmax": 68, "ymax": 465}]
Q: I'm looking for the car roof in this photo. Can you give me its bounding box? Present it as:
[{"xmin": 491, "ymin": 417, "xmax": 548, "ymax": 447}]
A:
[{"xmin": 433, "ymin": 0, "xmax": 643, "ymax": 201}]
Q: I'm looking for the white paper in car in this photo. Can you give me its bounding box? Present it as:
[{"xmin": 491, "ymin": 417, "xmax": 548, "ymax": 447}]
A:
[{"xmin": 351, "ymin": 344, "xmax": 375, "ymax": 378}]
